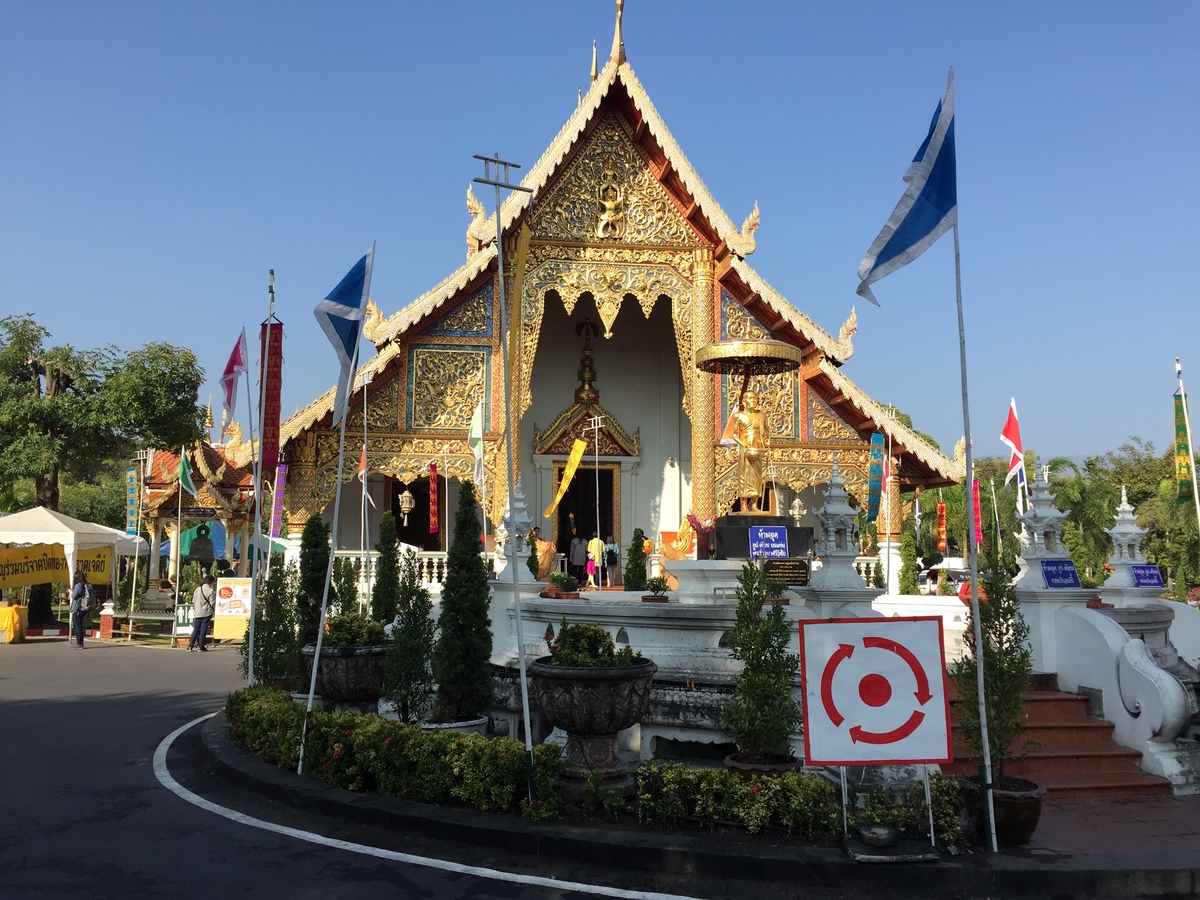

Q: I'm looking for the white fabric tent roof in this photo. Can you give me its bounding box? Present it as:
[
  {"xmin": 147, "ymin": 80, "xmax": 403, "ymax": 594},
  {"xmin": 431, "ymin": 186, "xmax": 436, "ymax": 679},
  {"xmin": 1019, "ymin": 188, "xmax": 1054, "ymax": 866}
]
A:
[{"xmin": 0, "ymin": 507, "xmax": 149, "ymax": 576}]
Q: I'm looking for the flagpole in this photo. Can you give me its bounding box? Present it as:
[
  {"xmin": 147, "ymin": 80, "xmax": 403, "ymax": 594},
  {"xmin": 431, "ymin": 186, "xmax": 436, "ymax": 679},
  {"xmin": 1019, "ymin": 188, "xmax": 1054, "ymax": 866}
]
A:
[
  {"xmin": 954, "ymin": 223, "xmax": 997, "ymax": 853},
  {"xmin": 475, "ymin": 153, "xmax": 536, "ymax": 800},
  {"xmin": 174, "ymin": 449, "xmax": 184, "ymax": 615},
  {"xmin": 361, "ymin": 370, "xmax": 370, "ymax": 615},
  {"xmin": 299, "ymin": 242, "xmax": 374, "ymax": 777},
  {"xmin": 1175, "ymin": 359, "xmax": 1200, "ymax": 563},
  {"xmin": 244, "ymin": 321, "xmax": 263, "ymax": 686}
]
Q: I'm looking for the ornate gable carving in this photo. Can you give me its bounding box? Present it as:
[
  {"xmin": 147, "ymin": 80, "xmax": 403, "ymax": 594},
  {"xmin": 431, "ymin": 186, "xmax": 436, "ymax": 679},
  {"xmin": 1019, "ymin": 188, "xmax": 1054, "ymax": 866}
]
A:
[
  {"xmin": 533, "ymin": 403, "xmax": 640, "ymax": 457},
  {"xmin": 406, "ymin": 346, "xmax": 489, "ymax": 431},
  {"xmin": 425, "ymin": 281, "xmax": 492, "ymax": 338},
  {"xmin": 808, "ymin": 392, "xmax": 861, "ymax": 444},
  {"xmin": 348, "ymin": 376, "xmax": 399, "ymax": 430},
  {"xmin": 528, "ymin": 113, "xmax": 695, "ymax": 246}
]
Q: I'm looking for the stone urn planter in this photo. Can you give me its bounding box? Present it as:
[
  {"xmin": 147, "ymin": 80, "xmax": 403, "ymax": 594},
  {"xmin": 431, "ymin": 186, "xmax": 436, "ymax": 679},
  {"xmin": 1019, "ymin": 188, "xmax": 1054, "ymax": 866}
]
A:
[
  {"xmin": 300, "ymin": 643, "xmax": 387, "ymax": 704},
  {"xmin": 528, "ymin": 656, "xmax": 657, "ymax": 796}
]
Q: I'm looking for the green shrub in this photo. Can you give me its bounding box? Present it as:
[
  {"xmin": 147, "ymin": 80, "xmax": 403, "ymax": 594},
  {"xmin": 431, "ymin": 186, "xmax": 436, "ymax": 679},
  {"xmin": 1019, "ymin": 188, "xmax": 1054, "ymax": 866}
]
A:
[
  {"xmin": 371, "ymin": 512, "xmax": 401, "ymax": 622},
  {"xmin": 331, "ymin": 557, "xmax": 358, "ymax": 615},
  {"xmin": 324, "ymin": 609, "xmax": 386, "ymax": 648},
  {"xmin": 238, "ymin": 562, "xmax": 301, "ymax": 686},
  {"xmin": 858, "ymin": 773, "xmax": 964, "ymax": 850},
  {"xmin": 297, "ymin": 517, "xmax": 333, "ymax": 647},
  {"xmin": 383, "ymin": 549, "xmax": 436, "ymax": 723},
  {"xmin": 624, "ymin": 528, "xmax": 647, "ymax": 592},
  {"xmin": 546, "ymin": 617, "xmax": 639, "ymax": 667},
  {"xmin": 547, "ymin": 571, "xmax": 579, "ymax": 592}
]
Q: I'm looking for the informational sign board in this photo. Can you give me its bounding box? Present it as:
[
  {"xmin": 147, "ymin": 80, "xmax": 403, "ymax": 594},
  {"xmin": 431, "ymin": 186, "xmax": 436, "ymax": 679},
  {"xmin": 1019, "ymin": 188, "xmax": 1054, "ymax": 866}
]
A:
[
  {"xmin": 178, "ymin": 507, "xmax": 217, "ymax": 519},
  {"xmin": 1040, "ymin": 560, "xmax": 1081, "ymax": 589},
  {"xmin": 0, "ymin": 545, "xmax": 111, "ymax": 589},
  {"xmin": 213, "ymin": 576, "xmax": 252, "ymax": 641},
  {"xmin": 800, "ymin": 616, "xmax": 952, "ymax": 766},
  {"xmin": 763, "ymin": 558, "xmax": 810, "ymax": 587},
  {"xmin": 748, "ymin": 525, "xmax": 789, "ymax": 559},
  {"xmin": 125, "ymin": 467, "xmax": 138, "ymax": 535},
  {"xmin": 1131, "ymin": 565, "xmax": 1164, "ymax": 589}
]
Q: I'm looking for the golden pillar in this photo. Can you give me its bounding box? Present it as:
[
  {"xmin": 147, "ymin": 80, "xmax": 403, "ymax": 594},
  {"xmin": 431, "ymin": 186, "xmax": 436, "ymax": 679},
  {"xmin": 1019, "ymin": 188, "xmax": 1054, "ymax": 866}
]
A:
[{"xmin": 690, "ymin": 247, "xmax": 716, "ymax": 519}]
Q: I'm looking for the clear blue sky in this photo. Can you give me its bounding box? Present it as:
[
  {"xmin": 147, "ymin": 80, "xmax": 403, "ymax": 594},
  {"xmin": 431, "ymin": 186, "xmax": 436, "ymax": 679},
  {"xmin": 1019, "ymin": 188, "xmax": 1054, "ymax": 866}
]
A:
[{"xmin": 3, "ymin": 1, "xmax": 1196, "ymax": 463}]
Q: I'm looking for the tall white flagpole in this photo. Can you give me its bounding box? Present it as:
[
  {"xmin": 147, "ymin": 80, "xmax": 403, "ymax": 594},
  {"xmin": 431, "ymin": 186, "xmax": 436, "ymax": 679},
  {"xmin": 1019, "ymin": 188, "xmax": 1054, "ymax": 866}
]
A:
[
  {"xmin": 298, "ymin": 242, "xmax": 374, "ymax": 776},
  {"xmin": 954, "ymin": 224, "xmax": 997, "ymax": 853},
  {"xmin": 475, "ymin": 153, "xmax": 536, "ymax": 800}
]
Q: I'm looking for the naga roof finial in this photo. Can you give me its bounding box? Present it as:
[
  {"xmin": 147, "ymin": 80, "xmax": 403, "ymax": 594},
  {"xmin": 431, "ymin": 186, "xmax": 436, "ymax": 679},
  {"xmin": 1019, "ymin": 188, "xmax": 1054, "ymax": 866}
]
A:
[
  {"xmin": 610, "ymin": 0, "xmax": 625, "ymax": 64},
  {"xmin": 590, "ymin": 39, "xmax": 598, "ymax": 84}
]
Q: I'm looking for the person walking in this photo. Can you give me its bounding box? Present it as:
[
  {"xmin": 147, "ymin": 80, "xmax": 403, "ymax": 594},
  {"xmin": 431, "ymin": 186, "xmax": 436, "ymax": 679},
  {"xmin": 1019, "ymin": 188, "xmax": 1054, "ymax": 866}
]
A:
[
  {"xmin": 586, "ymin": 531, "xmax": 605, "ymax": 588},
  {"xmin": 604, "ymin": 535, "xmax": 620, "ymax": 587},
  {"xmin": 68, "ymin": 571, "xmax": 89, "ymax": 649},
  {"xmin": 569, "ymin": 534, "xmax": 588, "ymax": 583},
  {"xmin": 187, "ymin": 574, "xmax": 216, "ymax": 652}
]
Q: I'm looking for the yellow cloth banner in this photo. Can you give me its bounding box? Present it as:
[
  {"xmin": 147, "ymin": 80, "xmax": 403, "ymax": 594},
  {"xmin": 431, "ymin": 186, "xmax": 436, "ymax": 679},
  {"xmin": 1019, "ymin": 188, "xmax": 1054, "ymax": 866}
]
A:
[
  {"xmin": 544, "ymin": 439, "xmax": 588, "ymax": 518},
  {"xmin": 0, "ymin": 544, "xmax": 112, "ymax": 589}
]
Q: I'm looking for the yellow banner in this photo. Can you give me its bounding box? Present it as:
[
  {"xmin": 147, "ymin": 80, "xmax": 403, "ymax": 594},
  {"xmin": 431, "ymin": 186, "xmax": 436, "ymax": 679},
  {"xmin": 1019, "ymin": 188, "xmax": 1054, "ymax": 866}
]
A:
[
  {"xmin": 77, "ymin": 547, "xmax": 112, "ymax": 583},
  {"xmin": 0, "ymin": 544, "xmax": 113, "ymax": 589},
  {"xmin": 0, "ymin": 545, "xmax": 70, "ymax": 589},
  {"xmin": 544, "ymin": 439, "xmax": 588, "ymax": 518}
]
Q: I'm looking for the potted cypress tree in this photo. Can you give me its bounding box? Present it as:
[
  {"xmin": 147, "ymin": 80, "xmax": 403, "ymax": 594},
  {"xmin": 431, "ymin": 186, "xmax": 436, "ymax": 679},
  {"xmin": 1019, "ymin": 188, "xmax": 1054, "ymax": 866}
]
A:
[
  {"xmin": 721, "ymin": 562, "xmax": 802, "ymax": 774},
  {"xmin": 429, "ymin": 480, "xmax": 493, "ymax": 731},
  {"xmin": 624, "ymin": 528, "xmax": 648, "ymax": 593},
  {"xmin": 383, "ymin": 549, "xmax": 436, "ymax": 723},
  {"xmin": 950, "ymin": 540, "xmax": 1043, "ymax": 845},
  {"xmin": 371, "ymin": 512, "xmax": 401, "ymax": 622}
]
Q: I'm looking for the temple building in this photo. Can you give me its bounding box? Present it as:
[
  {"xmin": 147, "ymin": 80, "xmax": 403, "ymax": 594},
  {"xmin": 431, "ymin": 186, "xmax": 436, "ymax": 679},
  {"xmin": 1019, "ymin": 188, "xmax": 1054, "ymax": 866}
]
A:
[{"xmin": 264, "ymin": 6, "xmax": 961, "ymax": 569}]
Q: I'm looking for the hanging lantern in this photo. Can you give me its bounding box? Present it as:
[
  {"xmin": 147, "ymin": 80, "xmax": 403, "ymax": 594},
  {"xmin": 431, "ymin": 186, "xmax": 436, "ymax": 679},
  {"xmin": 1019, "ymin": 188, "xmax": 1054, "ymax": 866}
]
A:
[{"xmin": 399, "ymin": 485, "xmax": 415, "ymax": 526}]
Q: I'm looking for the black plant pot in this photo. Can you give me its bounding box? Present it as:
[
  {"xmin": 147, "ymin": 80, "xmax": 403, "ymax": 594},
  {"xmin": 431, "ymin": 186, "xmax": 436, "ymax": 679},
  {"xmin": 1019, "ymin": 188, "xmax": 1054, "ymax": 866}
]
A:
[
  {"xmin": 962, "ymin": 775, "xmax": 1045, "ymax": 846},
  {"xmin": 300, "ymin": 643, "xmax": 387, "ymax": 703}
]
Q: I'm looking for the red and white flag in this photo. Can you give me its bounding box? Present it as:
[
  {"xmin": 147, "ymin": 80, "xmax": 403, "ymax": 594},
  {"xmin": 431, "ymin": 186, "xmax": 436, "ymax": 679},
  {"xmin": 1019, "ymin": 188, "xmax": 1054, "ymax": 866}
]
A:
[
  {"xmin": 219, "ymin": 328, "xmax": 249, "ymax": 424},
  {"xmin": 1000, "ymin": 398, "xmax": 1024, "ymax": 487}
]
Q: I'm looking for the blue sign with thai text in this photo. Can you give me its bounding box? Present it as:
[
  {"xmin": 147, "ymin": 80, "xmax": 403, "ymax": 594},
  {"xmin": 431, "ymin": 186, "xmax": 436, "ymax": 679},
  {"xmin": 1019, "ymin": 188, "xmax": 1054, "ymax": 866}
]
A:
[
  {"xmin": 1040, "ymin": 560, "xmax": 1081, "ymax": 589},
  {"xmin": 1131, "ymin": 565, "xmax": 1164, "ymax": 588},
  {"xmin": 749, "ymin": 526, "xmax": 789, "ymax": 559}
]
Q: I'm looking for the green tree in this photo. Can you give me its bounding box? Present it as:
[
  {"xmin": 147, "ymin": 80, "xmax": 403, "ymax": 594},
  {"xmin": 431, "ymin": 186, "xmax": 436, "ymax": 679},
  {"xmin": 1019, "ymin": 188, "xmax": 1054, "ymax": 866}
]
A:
[
  {"xmin": 624, "ymin": 528, "xmax": 647, "ymax": 592},
  {"xmin": 1047, "ymin": 456, "xmax": 1117, "ymax": 583},
  {"xmin": 331, "ymin": 557, "xmax": 357, "ymax": 615},
  {"xmin": 898, "ymin": 524, "xmax": 920, "ymax": 595},
  {"xmin": 0, "ymin": 315, "xmax": 202, "ymax": 511},
  {"xmin": 297, "ymin": 516, "xmax": 333, "ymax": 648},
  {"xmin": 371, "ymin": 512, "xmax": 400, "ymax": 622},
  {"xmin": 383, "ymin": 549, "xmax": 436, "ymax": 723},
  {"xmin": 431, "ymin": 481, "xmax": 493, "ymax": 723},
  {"xmin": 238, "ymin": 561, "xmax": 301, "ymax": 685}
]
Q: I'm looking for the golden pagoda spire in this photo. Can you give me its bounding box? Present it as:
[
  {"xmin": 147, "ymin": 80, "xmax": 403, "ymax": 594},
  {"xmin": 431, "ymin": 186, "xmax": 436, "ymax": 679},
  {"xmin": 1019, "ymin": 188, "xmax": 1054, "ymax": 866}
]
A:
[
  {"xmin": 204, "ymin": 393, "xmax": 214, "ymax": 443},
  {"xmin": 590, "ymin": 39, "xmax": 598, "ymax": 84},
  {"xmin": 609, "ymin": 0, "xmax": 625, "ymax": 64}
]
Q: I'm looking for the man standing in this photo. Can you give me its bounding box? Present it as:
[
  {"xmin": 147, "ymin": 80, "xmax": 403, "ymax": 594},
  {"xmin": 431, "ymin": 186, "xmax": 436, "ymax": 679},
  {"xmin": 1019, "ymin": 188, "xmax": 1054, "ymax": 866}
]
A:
[
  {"xmin": 187, "ymin": 574, "xmax": 216, "ymax": 652},
  {"xmin": 569, "ymin": 534, "xmax": 588, "ymax": 583}
]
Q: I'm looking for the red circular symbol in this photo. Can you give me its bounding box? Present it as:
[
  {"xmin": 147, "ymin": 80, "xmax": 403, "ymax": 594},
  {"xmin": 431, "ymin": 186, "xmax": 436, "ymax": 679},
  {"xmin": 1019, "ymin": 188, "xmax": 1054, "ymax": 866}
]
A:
[
  {"xmin": 218, "ymin": 587, "xmax": 233, "ymax": 599},
  {"xmin": 858, "ymin": 673, "xmax": 892, "ymax": 707}
]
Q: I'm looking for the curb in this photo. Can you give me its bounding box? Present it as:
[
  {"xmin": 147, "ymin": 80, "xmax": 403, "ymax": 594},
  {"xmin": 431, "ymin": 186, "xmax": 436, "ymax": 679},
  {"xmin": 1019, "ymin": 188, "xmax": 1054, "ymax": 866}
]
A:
[
  {"xmin": 26, "ymin": 628, "xmax": 99, "ymax": 637},
  {"xmin": 201, "ymin": 716, "xmax": 1200, "ymax": 898}
]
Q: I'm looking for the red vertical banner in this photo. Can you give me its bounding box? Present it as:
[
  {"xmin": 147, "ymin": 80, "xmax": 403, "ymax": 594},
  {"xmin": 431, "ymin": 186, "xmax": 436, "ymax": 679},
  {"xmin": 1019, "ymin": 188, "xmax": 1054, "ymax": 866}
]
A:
[
  {"xmin": 429, "ymin": 462, "xmax": 439, "ymax": 534},
  {"xmin": 260, "ymin": 322, "xmax": 284, "ymax": 473},
  {"xmin": 935, "ymin": 501, "xmax": 947, "ymax": 552},
  {"xmin": 972, "ymin": 479, "xmax": 983, "ymax": 546}
]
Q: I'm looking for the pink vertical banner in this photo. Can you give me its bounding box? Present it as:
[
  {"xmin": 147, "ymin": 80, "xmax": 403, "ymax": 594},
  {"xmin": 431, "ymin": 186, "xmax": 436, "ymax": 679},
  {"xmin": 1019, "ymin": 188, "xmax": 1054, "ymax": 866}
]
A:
[
  {"xmin": 269, "ymin": 464, "xmax": 288, "ymax": 539},
  {"xmin": 972, "ymin": 478, "xmax": 983, "ymax": 546},
  {"xmin": 429, "ymin": 462, "xmax": 439, "ymax": 534}
]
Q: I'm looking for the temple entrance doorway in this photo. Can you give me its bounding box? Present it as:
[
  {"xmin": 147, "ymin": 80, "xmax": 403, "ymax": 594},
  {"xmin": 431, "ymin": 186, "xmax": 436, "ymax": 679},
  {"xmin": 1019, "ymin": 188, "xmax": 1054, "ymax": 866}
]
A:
[
  {"xmin": 390, "ymin": 474, "xmax": 446, "ymax": 552},
  {"xmin": 553, "ymin": 465, "xmax": 614, "ymax": 557}
]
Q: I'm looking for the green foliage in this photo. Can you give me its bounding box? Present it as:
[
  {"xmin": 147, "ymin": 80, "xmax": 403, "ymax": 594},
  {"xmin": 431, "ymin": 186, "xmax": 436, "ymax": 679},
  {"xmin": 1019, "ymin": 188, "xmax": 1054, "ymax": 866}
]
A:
[
  {"xmin": 950, "ymin": 540, "xmax": 1035, "ymax": 783},
  {"xmin": 0, "ymin": 314, "xmax": 202, "ymax": 512},
  {"xmin": 238, "ymin": 562, "xmax": 301, "ymax": 685},
  {"xmin": 582, "ymin": 768, "xmax": 627, "ymax": 820},
  {"xmin": 858, "ymin": 773, "xmax": 965, "ymax": 851},
  {"xmin": 545, "ymin": 617, "xmax": 640, "ymax": 667},
  {"xmin": 331, "ymin": 557, "xmax": 358, "ymax": 615},
  {"xmin": 324, "ymin": 609, "xmax": 386, "ymax": 648},
  {"xmin": 624, "ymin": 527, "xmax": 647, "ymax": 592},
  {"xmin": 937, "ymin": 571, "xmax": 956, "ymax": 596},
  {"xmin": 871, "ymin": 560, "xmax": 886, "ymax": 589},
  {"xmin": 527, "ymin": 535, "xmax": 540, "ymax": 580},
  {"xmin": 898, "ymin": 524, "xmax": 920, "ymax": 595},
  {"xmin": 371, "ymin": 512, "xmax": 400, "ymax": 622},
  {"xmin": 644, "ymin": 575, "xmax": 669, "ymax": 597},
  {"xmin": 547, "ymin": 571, "xmax": 579, "ymax": 592},
  {"xmin": 383, "ymin": 550, "xmax": 436, "ymax": 723},
  {"xmin": 431, "ymin": 481, "xmax": 493, "ymax": 723},
  {"xmin": 635, "ymin": 762, "xmax": 841, "ymax": 838},
  {"xmin": 297, "ymin": 517, "xmax": 332, "ymax": 647},
  {"xmin": 720, "ymin": 563, "xmax": 801, "ymax": 762},
  {"xmin": 178, "ymin": 561, "xmax": 203, "ymax": 604},
  {"xmin": 225, "ymin": 686, "xmax": 564, "ymax": 818}
]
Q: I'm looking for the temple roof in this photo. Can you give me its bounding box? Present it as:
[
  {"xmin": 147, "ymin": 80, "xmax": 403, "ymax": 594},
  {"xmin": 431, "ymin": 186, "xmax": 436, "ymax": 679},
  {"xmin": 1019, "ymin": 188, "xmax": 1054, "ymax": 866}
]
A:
[{"xmin": 265, "ymin": 41, "xmax": 960, "ymax": 490}]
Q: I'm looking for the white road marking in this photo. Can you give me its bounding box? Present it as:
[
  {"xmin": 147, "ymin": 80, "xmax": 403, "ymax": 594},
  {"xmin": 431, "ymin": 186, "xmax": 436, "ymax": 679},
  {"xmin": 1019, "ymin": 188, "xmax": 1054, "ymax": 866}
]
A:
[{"xmin": 154, "ymin": 713, "xmax": 707, "ymax": 900}]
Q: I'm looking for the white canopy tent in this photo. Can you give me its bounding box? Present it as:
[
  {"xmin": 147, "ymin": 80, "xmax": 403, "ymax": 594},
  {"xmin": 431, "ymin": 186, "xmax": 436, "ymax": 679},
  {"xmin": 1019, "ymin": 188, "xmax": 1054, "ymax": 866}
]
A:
[{"xmin": 0, "ymin": 507, "xmax": 149, "ymax": 580}]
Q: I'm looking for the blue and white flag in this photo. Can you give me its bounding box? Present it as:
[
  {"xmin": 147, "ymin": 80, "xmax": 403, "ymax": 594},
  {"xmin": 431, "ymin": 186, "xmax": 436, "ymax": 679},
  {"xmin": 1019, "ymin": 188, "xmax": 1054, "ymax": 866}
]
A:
[
  {"xmin": 314, "ymin": 244, "xmax": 375, "ymax": 426},
  {"xmin": 857, "ymin": 70, "xmax": 957, "ymax": 306}
]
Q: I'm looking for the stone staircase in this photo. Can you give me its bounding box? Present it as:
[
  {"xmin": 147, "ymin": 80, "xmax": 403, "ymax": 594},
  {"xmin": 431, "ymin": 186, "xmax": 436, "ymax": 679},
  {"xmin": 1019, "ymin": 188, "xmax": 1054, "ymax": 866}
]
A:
[{"xmin": 944, "ymin": 674, "xmax": 1172, "ymax": 799}]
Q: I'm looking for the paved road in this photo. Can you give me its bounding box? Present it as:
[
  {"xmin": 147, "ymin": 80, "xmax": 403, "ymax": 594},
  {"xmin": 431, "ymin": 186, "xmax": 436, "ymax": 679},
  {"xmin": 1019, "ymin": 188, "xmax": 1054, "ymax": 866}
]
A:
[{"xmin": 4, "ymin": 638, "xmax": 854, "ymax": 900}]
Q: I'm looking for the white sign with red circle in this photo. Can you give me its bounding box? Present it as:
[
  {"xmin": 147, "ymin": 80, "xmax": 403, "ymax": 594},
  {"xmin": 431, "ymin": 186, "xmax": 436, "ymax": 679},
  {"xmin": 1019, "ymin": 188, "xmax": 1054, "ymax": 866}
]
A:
[{"xmin": 800, "ymin": 616, "xmax": 951, "ymax": 766}]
